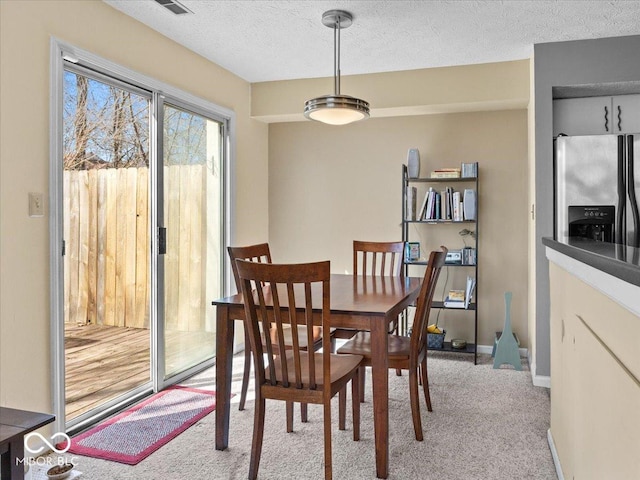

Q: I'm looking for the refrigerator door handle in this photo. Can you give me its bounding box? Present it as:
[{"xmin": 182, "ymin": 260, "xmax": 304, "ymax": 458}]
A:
[
  {"xmin": 627, "ymin": 135, "xmax": 640, "ymax": 248},
  {"xmin": 616, "ymin": 135, "xmax": 626, "ymax": 244}
]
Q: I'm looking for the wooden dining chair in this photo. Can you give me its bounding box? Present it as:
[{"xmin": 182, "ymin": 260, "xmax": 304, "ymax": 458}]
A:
[
  {"xmin": 354, "ymin": 240, "xmax": 405, "ymax": 334},
  {"xmin": 337, "ymin": 247, "xmax": 447, "ymax": 441},
  {"xmin": 228, "ymin": 243, "xmax": 324, "ymax": 422},
  {"xmin": 228, "ymin": 243, "xmax": 273, "ymax": 412},
  {"xmin": 236, "ymin": 259, "xmax": 362, "ymax": 480}
]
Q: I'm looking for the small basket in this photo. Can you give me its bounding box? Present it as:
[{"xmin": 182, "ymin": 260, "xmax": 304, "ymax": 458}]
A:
[{"xmin": 427, "ymin": 330, "xmax": 446, "ymax": 349}]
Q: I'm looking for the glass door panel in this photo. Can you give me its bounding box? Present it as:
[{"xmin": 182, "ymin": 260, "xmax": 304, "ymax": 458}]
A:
[
  {"xmin": 162, "ymin": 103, "xmax": 222, "ymax": 377},
  {"xmin": 62, "ymin": 67, "xmax": 151, "ymax": 423}
]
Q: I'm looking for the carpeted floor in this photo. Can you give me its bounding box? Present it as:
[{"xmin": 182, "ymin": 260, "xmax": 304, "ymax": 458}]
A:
[{"xmin": 44, "ymin": 352, "xmax": 556, "ymax": 479}]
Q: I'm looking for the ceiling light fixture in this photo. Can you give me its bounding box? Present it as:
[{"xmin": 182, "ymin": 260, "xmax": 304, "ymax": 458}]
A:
[{"xmin": 303, "ymin": 10, "xmax": 370, "ymax": 126}]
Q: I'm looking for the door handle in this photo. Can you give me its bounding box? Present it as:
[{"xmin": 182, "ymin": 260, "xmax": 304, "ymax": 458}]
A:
[
  {"xmin": 617, "ymin": 105, "xmax": 622, "ymax": 131},
  {"xmin": 158, "ymin": 227, "xmax": 167, "ymax": 255},
  {"xmin": 604, "ymin": 105, "xmax": 609, "ymax": 132}
]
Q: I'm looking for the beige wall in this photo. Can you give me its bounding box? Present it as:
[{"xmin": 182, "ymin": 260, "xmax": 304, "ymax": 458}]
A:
[
  {"xmin": 0, "ymin": 1, "xmax": 268, "ymax": 411},
  {"xmin": 269, "ymin": 110, "xmax": 529, "ymax": 347}
]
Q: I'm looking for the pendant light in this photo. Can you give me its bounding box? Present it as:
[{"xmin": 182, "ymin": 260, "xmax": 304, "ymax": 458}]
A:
[{"xmin": 304, "ymin": 10, "xmax": 370, "ymax": 125}]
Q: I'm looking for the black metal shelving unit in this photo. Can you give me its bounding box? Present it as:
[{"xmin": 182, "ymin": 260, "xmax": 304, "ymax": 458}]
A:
[{"xmin": 401, "ymin": 163, "xmax": 479, "ymax": 364}]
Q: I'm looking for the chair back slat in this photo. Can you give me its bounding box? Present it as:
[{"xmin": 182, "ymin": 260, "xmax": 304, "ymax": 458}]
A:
[
  {"xmin": 410, "ymin": 247, "xmax": 447, "ymax": 356},
  {"xmin": 353, "ymin": 240, "xmax": 404, "ymax": 277},
  {"xmin": 236, "ymin": 259, "xmax": 330, "ymax": 393}
]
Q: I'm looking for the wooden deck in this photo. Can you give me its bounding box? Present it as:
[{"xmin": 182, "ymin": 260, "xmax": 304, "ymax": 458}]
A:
[{"xmin": 65, "ymin": 324, "xmax": 215, "ymax": 421}]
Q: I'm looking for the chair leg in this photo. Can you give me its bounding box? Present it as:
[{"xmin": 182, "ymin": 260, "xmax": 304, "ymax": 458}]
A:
[
  {"xmin": 421, "ymin": 358, "xmax": 432, "ymax": 412},
  {"xmin": 359, "ymin": 366, "xmax": 366, "ymax": 402},
  {"xmin": 239, "ymin": 329, "xmax": 252, "ymax": 411},
  {"xmin": 323, "ymin": 399, "xmax": 333, "ymax": 480},
  {"xmin": 286, "ymin": 401, "xmax": 294, "ymax": 433},
  {"xmin": 249, "ymin": 394, "xmax": 266, "ymax": 480},
  {"xmin": 338, "ymin": 388, "xmax": 346, "ymax": 431},
  {"xmin": 301, "ymin": 403, "xmax": 308, "ymax": 423},
  {"xmin": 409, "ymin": 366, "xmax": 423, "ymax": 441},
  {"xmin": 351, "ymin": 373, "xmax": 360, "ymax": 441}
]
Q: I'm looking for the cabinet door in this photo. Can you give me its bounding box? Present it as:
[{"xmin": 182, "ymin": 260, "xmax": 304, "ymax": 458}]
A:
[
  {"xmin": 549, "ymin": 265, "xmax": 575, "ymax": 479},
  {"xmin": 573, "ymin": 315, "xmax": 640, "ymax": 480},
  {"xmin": 612, "ymin": 94, "xmax": 640, "ymax": 134},
  {"xmin": 553, "ymin": 97, "xmax": 613, "ymax": 136}
]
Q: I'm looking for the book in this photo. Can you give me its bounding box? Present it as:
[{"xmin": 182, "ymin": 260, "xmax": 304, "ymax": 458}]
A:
[
  {"xmin": 406, "ymin": 186, "xmax": 417, "ymax": 220},
  {"xmin": 430, "ymin": 171, "xmax": 461, "ymax": 178},
  {"xmin": 443, "ymin": 296, "xmax": 466, "ymax": 308},
  {"xmin": 418, "ymin": 188, "xmax": 431, "ymax": 220},
  {"xmin": 464, "ymin": 275, "xmax": 477, "ymax": 309},
  {"xmin": 447, "ymin": 289, "xmax": 465, "ymax": 301}
]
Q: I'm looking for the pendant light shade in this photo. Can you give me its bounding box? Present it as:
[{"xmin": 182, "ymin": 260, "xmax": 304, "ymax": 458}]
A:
[{"xmin": 304, "ymin": 10, "xmax": 370, "ymax": 125}]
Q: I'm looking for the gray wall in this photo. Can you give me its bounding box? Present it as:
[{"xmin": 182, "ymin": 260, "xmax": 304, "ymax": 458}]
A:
[{"xmin": 534, "ymin": 35, "xmax": 640, "ymax": 377}]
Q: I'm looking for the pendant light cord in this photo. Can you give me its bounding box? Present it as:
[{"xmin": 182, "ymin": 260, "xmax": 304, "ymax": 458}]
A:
[{"xmin": 334, "ymin": 16, "xmax": 341, "ymax": 95}]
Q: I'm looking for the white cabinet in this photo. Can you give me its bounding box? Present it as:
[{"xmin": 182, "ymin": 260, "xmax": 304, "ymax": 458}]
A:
[
  {"xmin": 553, "ymin": 94, "xmax": 640, "ymax": 136},
  {"xmin": 548, "ymin": 262, "xmax": 640, "ymax": 479},
  {"xmin": 612, "ymin": 94, "xmax": 640, "ymax": 134}
]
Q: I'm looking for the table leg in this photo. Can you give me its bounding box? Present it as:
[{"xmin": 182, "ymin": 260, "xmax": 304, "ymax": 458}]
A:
[
  {"xmin": 370, "ymin": 318, "xmax": 389, "ymax": 479},
  {"xmin": 1, "ymin": 439, "xmax": 25, "ymax": 480},
  {"xmin": 215, "ymin": 305, "xmax": 234, "ymax": 450}
]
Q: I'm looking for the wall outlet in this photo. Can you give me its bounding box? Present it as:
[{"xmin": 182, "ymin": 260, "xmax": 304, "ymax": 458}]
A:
[{"xmin": 29, "ymin": 192, "xmax": 44, "ymax": 217}]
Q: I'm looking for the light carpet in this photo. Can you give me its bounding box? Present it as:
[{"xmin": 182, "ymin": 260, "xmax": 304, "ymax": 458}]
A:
[{"xmin": 43, "ymin": 352, "xmax": 556, "ymax": 479}]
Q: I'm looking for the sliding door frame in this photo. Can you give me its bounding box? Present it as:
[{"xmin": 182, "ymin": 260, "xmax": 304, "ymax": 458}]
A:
[{"xmin": 49, "ymin": 38, "xmax": 234, "ymax": 434}]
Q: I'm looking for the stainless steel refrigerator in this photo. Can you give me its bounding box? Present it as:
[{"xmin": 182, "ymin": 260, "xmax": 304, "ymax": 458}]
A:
[{"xmin": 555, "ymin": 134, "xmax": 640, "ymax": 247}]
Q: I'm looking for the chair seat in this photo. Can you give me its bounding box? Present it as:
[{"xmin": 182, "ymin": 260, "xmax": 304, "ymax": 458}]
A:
[
  {"xmin": 266, "ymin": 351, "xmax": 363, "ymax": 385},
  {"xmin": 337, "ymin": 331, "xmax": 411, "ymax": 359}
]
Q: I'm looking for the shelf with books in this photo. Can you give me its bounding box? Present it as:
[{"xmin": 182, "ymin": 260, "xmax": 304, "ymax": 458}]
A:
[
  {"xmin": 401, "ymin": 162, "xmax": 479, "ymax": 364},
  {"xmin": 432, "ymin": 301, "xmax": 477, "ymax": 311}
]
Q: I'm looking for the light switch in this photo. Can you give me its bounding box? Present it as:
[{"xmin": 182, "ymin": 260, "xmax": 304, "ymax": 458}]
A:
[{"xmin": 29, "ymin": 192, "xmax": 44, "ymax": 217}]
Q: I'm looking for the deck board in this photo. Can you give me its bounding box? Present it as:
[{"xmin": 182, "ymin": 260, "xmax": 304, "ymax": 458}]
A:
[{"xmin": 64, "ymin": 324, "xmax": 215, "ymax": 421}]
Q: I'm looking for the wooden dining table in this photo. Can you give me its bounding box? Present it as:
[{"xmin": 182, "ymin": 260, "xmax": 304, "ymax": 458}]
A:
[{"xmin": 212, "ymin": 273, "xmax": 422, "ymax": 479}]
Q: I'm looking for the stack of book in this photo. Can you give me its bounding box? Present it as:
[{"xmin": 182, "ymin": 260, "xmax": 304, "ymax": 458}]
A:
[
  {"xmin": 430, "ymin": 167, "xmax": 461, "ymax": 179},
  {"xmin": 461, "ymin": 162, "xmax": 478, "ymax": 178},
  {"xmin": 443, "ymin": 289, "xmax": 466, "ymax": 308},
  {"xmin": 443, "ymin": 276, "xmax": 477, "ymax": 309},
  {"xmin": 418, "ymin": 187, "xmax": 465, "ymax": 221}
]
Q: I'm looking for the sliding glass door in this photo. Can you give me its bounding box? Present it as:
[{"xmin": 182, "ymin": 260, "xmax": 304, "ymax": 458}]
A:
[
  {"xmin": 53, "ymin": 43, "xmax": 231, "ymax": 432},
  {"xmin": 160, "ymin": 101, "xmax": 224, "ymax": 379}
]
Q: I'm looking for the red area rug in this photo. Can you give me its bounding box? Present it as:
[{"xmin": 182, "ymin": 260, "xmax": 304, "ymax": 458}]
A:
[{"xmin": 64, "ymin": 386, "xmax": 216, "ymax": 465}]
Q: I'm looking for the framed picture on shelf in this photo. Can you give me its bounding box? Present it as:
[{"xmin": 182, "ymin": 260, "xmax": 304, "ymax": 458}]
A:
[{"xmin": 405, "ymin": 242, "xmax": 420, "ymax": 262}]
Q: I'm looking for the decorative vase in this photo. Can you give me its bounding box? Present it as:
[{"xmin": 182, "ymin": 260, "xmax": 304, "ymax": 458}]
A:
[{"xmin": 407, "ymin": 148, "xmax": 420, "ymax": 178}]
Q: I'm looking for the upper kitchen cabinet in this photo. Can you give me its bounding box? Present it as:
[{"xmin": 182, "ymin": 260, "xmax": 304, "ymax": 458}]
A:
[{"xmin": 553, "ymin": 94, "xmax": 640, "ymax": 136}]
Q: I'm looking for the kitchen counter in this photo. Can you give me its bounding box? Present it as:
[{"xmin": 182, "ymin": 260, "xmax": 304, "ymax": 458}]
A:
[
  {"xmin": 543, "ymin": 237, "xmax": 640, "ymax": 318},
  {"xmin": 542, "ymin": 237, "xmax": 640, "ymax": 287}
]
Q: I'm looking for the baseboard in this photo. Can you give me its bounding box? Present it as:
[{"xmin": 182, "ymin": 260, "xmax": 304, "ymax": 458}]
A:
[
  {"xmin": 547, "ymin": 429, "xmax": 564, "ymax": 480},
  {"xmin": 528, "ymin": 351, "xmax": 551, "ymax": 388}
]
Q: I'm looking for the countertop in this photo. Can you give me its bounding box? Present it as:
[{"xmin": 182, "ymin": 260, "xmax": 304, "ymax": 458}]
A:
[{"xmin": 542, "ymin": 237, "xmax": 640, "ymax": 288}]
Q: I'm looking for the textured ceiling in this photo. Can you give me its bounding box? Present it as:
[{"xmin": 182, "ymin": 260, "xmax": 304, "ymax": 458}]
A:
[{"xmin": 103, "ymin": 0, "xmax": 640, "ymax": 83}]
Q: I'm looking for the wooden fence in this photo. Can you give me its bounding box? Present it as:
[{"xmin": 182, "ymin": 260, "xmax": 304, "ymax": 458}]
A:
[{"xmin": 64, "ymin": 165, "xmax": 207, "ymax": 330}]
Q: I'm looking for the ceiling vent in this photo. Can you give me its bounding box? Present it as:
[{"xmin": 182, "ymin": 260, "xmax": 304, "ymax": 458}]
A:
[{"xmin": 154, "ymin": 0, "xmax": 193, "ymax": 15}]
